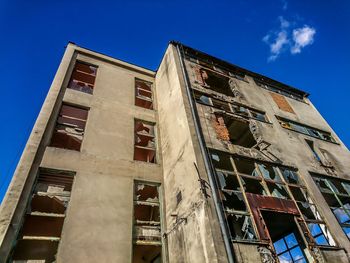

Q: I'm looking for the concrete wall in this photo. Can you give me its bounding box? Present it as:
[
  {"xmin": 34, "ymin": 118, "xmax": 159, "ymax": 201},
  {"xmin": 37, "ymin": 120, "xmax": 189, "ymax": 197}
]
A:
[
  {"xmin": 0, "ymin": 44, "xmax": 164, "ymax": 262},
  {"xmin": 155, "ymin": 45, "xmax": 228, "ymax": 263}
]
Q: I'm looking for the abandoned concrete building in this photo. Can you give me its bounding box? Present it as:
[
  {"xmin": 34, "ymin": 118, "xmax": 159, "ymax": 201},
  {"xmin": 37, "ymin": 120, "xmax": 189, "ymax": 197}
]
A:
[{"xmin": 1, "ymin": 41, "xmax": 350, "ymax": 263}]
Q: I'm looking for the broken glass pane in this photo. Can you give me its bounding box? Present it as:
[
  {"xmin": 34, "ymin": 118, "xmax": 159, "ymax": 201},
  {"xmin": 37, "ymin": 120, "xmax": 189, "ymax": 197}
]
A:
[
  {"xmin": 241, "ymin": 177, "xmax": 266, "ymax": 196},
  {"xmin": 280, "ymin": 168, "xmax": 300, "ymax": 185},
  {"xmin": 267, "ymin": 183, "xmax": 290, "ymax": 199},
  {"xmin": 250, "ymin": 110, "xmax": 266, "ymax": 122},
  {"xmin": 216, "ymin": 171, "xmax": 240, "ymax": 191},
  {"xmin": 289, "ymin": 186, "xmax": 307, "ymax": 202},
  {"xmin": 210, "ymin": 151, "xmax": 233, "ymax": 171},
  {"xmin": 258, "ymin": 164, "xmax": 281, "ymax": 182},
  {"xmin": 135, "ymin": 183, "xmax": 159, "ymax": 203},
  {"xmin": 234, "ymin": 158, "xmax": 259, "ymax": 177},
  {"xmin": 297, "ymin": 202, "xmax": 317, "ymax": 220},
  {"xmin": 221, "ymin": 190, "xmax": 246, "ymax": 212},
  {"xmin": 227, "ymin": 214, "xmax": 257, "ymax": 240}
]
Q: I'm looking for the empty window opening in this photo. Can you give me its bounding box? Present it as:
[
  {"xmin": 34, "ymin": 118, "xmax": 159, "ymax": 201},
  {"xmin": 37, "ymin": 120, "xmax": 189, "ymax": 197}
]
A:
[
  {"xmin": 195, "ymin": 67, "xmax": 234, "ymax": 97},
  {"xmin": 50, "ymin": 104, "xmax": 88, "ymax": 151},
  {"xmin": 133, "ymin": 182, "xmax": 162, "ymax": 263},
  {"xmin": 10, "ymin": 169, "xmax": 75, "ymax": 262},
  {"xmin": 135, "ymin": 79, "xmax": 153, "ymax": 110},
  {"xmin": 233, "ymin": 158, "xmax": 259, "ymax": 177},
  {"xmin": 68, "ymin": 61, "xmax": 97, "ymax": 94},
  {"xmin": 219, "ymin": 115, "xmax": 257, "ymax": 148},
  {"xmin": 210, "ymin": 150, "xmax": 234, "ymax": 172},
  {"xmin": 134, "ymin": 120, "xmax": 156, "ymax": 163},
  {"xmin": 262, "ymin": 211, "xmax": 309, "ymax": 263}
]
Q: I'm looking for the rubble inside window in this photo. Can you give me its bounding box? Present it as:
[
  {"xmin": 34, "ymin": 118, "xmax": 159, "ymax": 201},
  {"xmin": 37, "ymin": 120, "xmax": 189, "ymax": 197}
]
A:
[
  {"xmin": 68, "ymin": 61, "xmax": 97, "ymax": 94},
  {"xmin": 312, "ymin": 174, "xmax": 350, "ymax": 241},
  {"xmin": 134, "ymin": 120, "xmax": 156, "ymax": 163},
  {"xmin": 50, "ymin": 104, "xmax": 88, "ymax": 151},
  {"xmin": 10, "ymin": 169, "xmax": 74, "ymax": 262},
  {"xmin": 133, "ymin": 182, "xmax": 162, "ymax": 263},
  {"xmin": 135, "ymin": 79, "xmax": 153, "ymax": 110},
  {"xmin": 216, "ymin": 115, "xmax": 257, "ymax": 148}
]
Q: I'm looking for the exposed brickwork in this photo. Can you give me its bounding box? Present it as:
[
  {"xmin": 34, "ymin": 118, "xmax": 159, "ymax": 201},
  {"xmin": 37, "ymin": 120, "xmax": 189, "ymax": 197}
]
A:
[
  {"xmin": 213, "ymin": 115, "xmax": 230, "ymax": 141},
  {"xmin": 270, "ymin": 92, "xmax": 295, "ymax": 114}
]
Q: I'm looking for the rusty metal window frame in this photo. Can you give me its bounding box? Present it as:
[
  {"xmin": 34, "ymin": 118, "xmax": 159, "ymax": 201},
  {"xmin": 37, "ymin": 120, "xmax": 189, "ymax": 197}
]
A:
[
  {"xmin": 276, "ymin": 116, "xmax": 337, "ymax": 144},
  {"xmin": 210, "ymin": 149, "xmax": 336, "ymax": 247}
]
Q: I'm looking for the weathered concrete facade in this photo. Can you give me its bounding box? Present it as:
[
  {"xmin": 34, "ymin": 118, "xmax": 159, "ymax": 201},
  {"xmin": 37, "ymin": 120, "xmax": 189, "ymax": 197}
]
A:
[{"xmin": 0, "ymin": 42, "xmax": 349, "ymax": 263}]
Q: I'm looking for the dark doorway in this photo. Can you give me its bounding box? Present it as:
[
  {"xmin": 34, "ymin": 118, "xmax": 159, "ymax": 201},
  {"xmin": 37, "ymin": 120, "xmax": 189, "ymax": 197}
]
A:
[{"xmin": 262, "ymin": 211, "xmax": 308, "ymax": 263}]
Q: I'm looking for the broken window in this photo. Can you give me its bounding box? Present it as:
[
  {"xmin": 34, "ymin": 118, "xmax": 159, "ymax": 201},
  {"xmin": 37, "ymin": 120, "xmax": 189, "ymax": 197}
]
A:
[
  {"xmin": 249, "ymin": 109, "xmax": 267, "ymax": 122},
  {"xmin": 220, "ymin": 116, "xmax": 257, "ymax": 148},
  {"xmin": 312, "ymin": 174, "xmax": 350, "ymax": 240},
  {"xmin": 133, "ymin": 182, "xmax": 162, "ymax": 263},
  {"xmin": 134, "ymin": 120, "xmax": 156, "ymax": 163},
  {"xmin": 277, "ymin": 117, "xmax": 336, "ymax": 143},
  {"xmin": 233, "ymin": 158, "xmax": 259, "ymax": 177},
  {"xmin": 211, "ymin": 98, "xmax": 231, "ymax": 112},
  {"xmin": 226, "ymin": 214, "xmax": 257, "ymax": 241},
  {"xmin": 135, "ymin": 79, "xmax": 153, "ymax": 110},
  {"xmin": 193, "ymin": 91, "xmax": 211, "ymax": 106},
  {"xmin": 10, "ymin": 169, "xmax": 75, "ymax": 262},
  {"xmin": 68, "ymin": 61, "xmax": 97, "ymax": 94},
  {"xmin": 50, "ymin": 104, "xmax": 88, "ymax": 151},
  {"xmin": 254, "ymin": 79, "xmax": 305, "ymax": 102},
  {"xmin": 194, "ymin": 67, "xmax": 234, "ymax": 97},
  {"xmin": 280, "ymin": 171, "xmax": 336, "ymax": 246}
]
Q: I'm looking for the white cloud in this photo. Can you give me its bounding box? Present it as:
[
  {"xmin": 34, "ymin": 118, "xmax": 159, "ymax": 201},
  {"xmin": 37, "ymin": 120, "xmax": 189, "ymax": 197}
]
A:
[
  {"xmin": 262, "ymin": 17, "xmax": 316, "ymax": 61},
  {"xmin": 291, "ymin": 26, "xmax": 316, "ymax": 54},
  {"xmin": 268, "ymin": 31, "xmax": 289, "ymax": 61},
  {"xmin": 279, "ymin": 16, "xmax": 289, "ymax": 29}
]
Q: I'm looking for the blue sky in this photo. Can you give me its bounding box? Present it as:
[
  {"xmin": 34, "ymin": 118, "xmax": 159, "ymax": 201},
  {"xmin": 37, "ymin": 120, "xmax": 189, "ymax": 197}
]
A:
[{"xmin": 0, "ymin": 0, "xmax": 349, "ymax": 202}]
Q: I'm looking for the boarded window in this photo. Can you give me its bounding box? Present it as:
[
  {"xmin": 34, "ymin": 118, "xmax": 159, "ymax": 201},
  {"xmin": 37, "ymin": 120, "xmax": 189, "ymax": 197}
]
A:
[
  {"xmin": 50, "ymin": 104, "xmax": 88, "ymax": 151},
  {"xmin": 134, "ymin": 120, "xmax": 156, "ymax": 163},
  {"xmin": 133, "ymin": 182, "xmax": 162, "ymax": 262},
  {"xmin": 270, "ymin": 92, "xmax": 295, "ymax": 114},
  {"xmin": 10, "ymin": 169, "xmax": 75, "ymax": 262},
  {"xmin": 135, "ymin": 79, "xmax": 153, "ymax": 110},
  {"xmin": 68, "ymin": 61, "xmax": 97, "ymax": 94}
]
